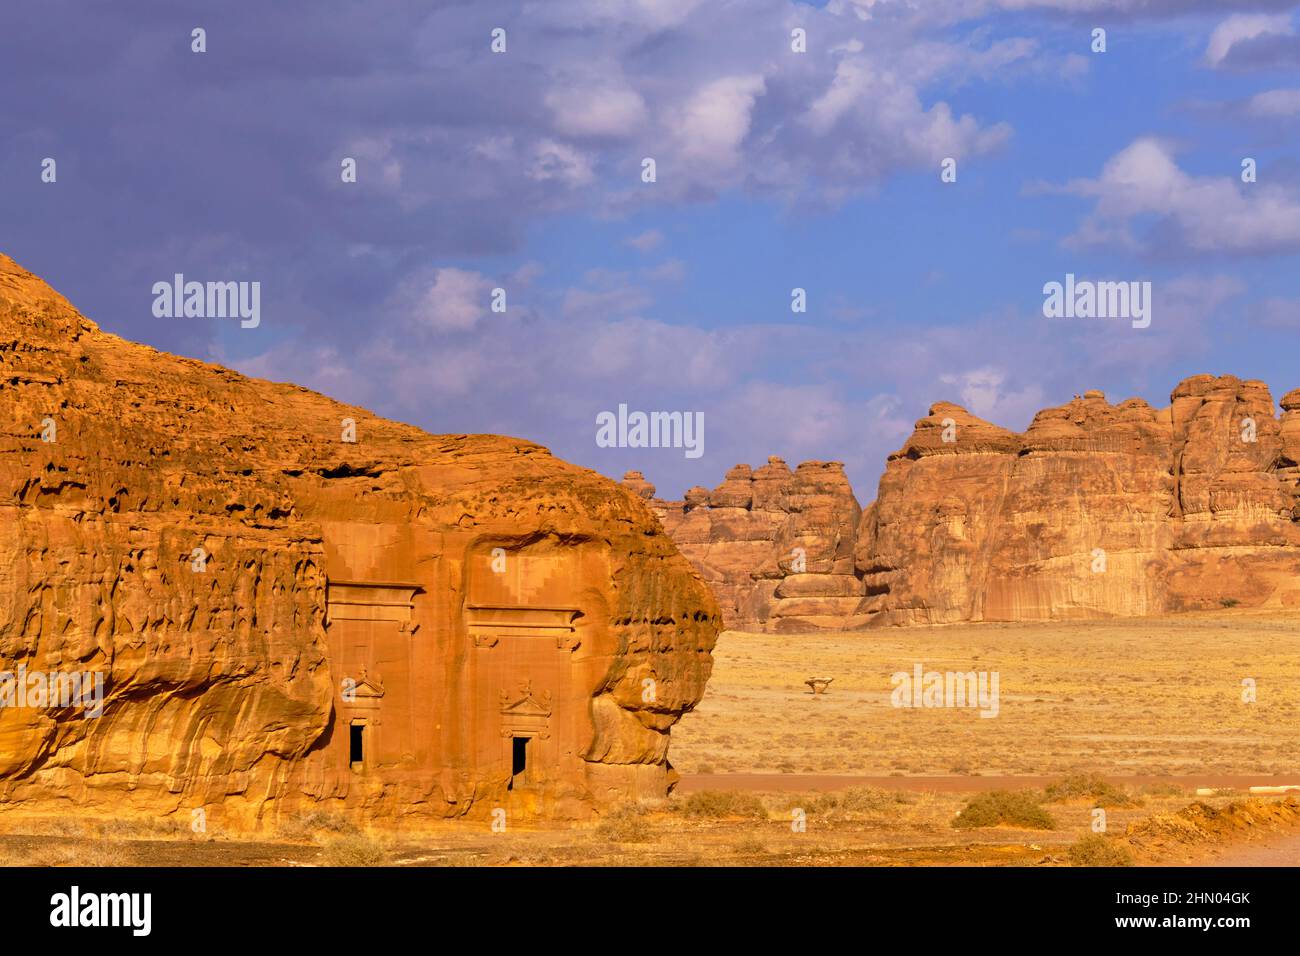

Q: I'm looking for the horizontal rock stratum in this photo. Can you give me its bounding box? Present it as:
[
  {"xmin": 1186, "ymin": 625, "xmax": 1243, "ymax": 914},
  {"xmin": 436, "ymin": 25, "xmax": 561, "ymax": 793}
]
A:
[
  {"xmin": 632, "ymin": 378, "xmax": 1300, "ymax": 630},
  {"xmin": 0, "ymin": 254, "xmax": 720, "ymax": 828}
]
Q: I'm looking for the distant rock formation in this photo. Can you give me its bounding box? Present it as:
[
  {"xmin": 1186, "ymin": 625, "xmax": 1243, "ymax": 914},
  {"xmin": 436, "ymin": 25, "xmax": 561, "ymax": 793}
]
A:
[
  {"xmin": 0, "ymin": 253, "xmax": 720, "ymax": 828},
  {"xmin": 626, "ymin": 458, "xmax": 864, "ymax": 632},
  {"xmin": 859, "ymin": 376, "xmax": 1300, "ymax": 624},
  {"xmin": 634, "ymin": 375, "xmax": 1300, "ymax": 631}
]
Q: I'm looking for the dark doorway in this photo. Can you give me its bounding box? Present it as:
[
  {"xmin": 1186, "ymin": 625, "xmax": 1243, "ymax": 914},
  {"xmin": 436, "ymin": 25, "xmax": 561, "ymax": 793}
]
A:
[
  {"xmin": 510, "ymin": 736, "xmax": 529, "ymax": 786},
  {"xmin": 349, "ymin": 724, "xmax": 364, "ymax": 765}
]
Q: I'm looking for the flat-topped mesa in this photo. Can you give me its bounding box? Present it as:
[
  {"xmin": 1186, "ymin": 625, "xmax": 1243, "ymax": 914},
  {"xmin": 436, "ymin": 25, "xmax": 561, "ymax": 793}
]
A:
[
  {"xmin": 0, "ymin": 253, "xmax": 720, "ymax": 829},
  {"xmin": 640, "ymin": 458, "xmax": 865, "ymax": 632},
  {"xmin": 856, "ymin": 374, "xmax": 1300, "ymax": 625}
]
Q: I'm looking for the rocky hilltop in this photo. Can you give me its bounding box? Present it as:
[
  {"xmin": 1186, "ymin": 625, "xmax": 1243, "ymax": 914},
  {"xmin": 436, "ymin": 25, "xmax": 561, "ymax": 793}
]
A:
[
  {"xmin": 635, "ymin": 377, "xmax": 1300, "ymax": 631},
  {"xmin": 624, "ymin": 458, "xmax": 864, "ymax": 632},
  {"xmin": 0, "ymin": 253, "xmax": 719, "ymax": 828}
]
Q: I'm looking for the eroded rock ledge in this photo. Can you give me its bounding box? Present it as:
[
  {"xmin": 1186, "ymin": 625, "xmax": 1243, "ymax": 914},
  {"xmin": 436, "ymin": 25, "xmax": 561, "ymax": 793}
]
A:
[{"xmin": 625, "ymin": 459, "xmax": 863, "ymax": 633}]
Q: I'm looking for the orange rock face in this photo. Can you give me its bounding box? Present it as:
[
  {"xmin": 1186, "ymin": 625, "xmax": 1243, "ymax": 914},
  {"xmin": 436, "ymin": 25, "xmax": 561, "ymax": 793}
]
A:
[
  {"xmin": 636, "ymin": 379, "xmax": 1300, "ymax": 632},
  {"xmin": 630, "ymin": 458, "xmax": 864, "ymax": 632},
  {"xmin": 857, "ymin": 379, "xmax": 1300, "ymax": 624},
  {"xmin": 0, "ymin": 254, "xmax": 719, "ymax": 829}
]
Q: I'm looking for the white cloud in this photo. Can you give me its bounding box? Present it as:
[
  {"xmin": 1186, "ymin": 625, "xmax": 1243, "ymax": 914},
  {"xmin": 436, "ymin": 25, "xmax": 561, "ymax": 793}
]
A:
[
  {"xmin": 667, "ymin": 74, "xmax": 767, "ymax": 174},
  {"xmin": 1206, "ymin": 13, "xmax": 1293, "ymax": 66},
  {"xmin": 939, "ymin": 367, "xmax": 1045, "ymax": 425},
  {"xmin": 410, "ymin": 267, "xmax": 494, "ymax": 332},
  {"xmin": 643, "ymin": 258, "xmax": 686, "ymax": 282},
  {"xmin": 546, "ymin": 80, "xmax": 649, "ymax": 138},
  {"xmin": 1053, "ymin": 138, "xmax": 1300, "ymax": 255},
  {"xmin": 1245, "ymin": 88, "xmax": 1300, "ymax": 117},
  {"xmin": 624, "ymin": 229, "xmax": 664, "ymax": 252},
  {"xmin": 527, "ymin": 139, "xmax": 595, "ymax": 185}
]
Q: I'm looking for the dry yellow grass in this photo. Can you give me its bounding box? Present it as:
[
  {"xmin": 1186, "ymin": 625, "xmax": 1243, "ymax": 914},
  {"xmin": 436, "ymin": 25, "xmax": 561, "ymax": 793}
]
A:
[{"xmin": 671, "ymin": 610, "xmax": 1300, "ymax": 778}]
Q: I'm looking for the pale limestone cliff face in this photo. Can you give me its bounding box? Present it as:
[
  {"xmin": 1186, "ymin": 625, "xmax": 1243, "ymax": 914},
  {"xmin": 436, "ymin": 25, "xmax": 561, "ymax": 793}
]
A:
[
  {"xmin": 856, "ymin": 378, "xmax": 1300, "ymax": 624},
  {"xmin": 0, "ymin": 254, "xmax": 720, "ymax": 829},
  {"xmin": 629, "ymin": 458, "xmax": 864, "ymax": 632}
]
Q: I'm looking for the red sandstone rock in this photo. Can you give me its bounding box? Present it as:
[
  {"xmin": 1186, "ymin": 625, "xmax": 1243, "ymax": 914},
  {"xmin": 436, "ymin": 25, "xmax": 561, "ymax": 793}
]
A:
[
  {"xmin": 0, "ymin": 253, "xmax": 719, "ymax": 828},
  {"xmin": 642, "ymin": 458, "xmax": 864, "ymax": 632}
]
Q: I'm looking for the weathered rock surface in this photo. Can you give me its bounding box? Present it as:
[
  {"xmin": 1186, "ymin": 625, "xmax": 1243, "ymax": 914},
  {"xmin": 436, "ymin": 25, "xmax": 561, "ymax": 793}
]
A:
[
  {"xmin": 0, "ymin": 254, "xmax": 719, "ymax": 829},
  {"xmin": 631, "ymin": 458, "xmax": 864, "ymax": 632},
  {"xmin": 857, "ymin": 378, "xmax": 1300, "ymax": 624},
  {"xmin": 637, "ymin": 377, "xmax": 1300, "ymax": 632}
]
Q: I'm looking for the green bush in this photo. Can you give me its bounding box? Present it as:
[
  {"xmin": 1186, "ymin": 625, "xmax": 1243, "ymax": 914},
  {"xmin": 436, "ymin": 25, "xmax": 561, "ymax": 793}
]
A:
[
  {"xmin": 952, "ymin": 790, "xmax": 1056, "ymax": 830},
  {"xmin": 1067, "ymin": 834, "xmax": 1134, "ymax": 866}
]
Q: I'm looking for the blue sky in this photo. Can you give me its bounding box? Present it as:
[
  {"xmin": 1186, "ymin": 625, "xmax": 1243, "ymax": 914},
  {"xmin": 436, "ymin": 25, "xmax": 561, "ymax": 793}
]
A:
[{"xmin": 4, "ymin": 0, "xmax": 1300, "ymax": 499}]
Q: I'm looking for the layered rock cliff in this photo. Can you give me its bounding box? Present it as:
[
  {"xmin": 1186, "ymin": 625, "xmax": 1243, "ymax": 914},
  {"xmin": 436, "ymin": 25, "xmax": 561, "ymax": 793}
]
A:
[
  {"xmin": 634, "ymin": 377, "xmax": 1300, "ymax": 632},
  {"xmin": 857, "ymin": 378, "xmax": 1300, "ymax": 624},
  {"xmin": 0, "ymin": 253, "xmax": 720, "ymax": 828},
  {"xmin": 626, "ymin": 458, "xmax": 864, "ymax": 632}
]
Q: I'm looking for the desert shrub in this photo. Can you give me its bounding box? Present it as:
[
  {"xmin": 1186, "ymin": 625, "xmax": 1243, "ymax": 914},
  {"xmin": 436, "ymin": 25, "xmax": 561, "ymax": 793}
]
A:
[
  {"xmin": 318, "ymin": 833, "xmax": 391, "ymax": 866},
  {"xmin": 731, "ymin": 836, "xmax": 768, "ymax": 855},
  {"xmin": 596, "ymin": 804, "xmax": 653, "ymax": 843},
  {"xmin": 8, "ymin": 818, "xmax": 87, "ymax": 838},
  {"xmin": 798, "ymin": 787, "xmax": 916, "ymax": 819},
  {"xmin": 681, "ymin": 791, "xmax": 768, "ymax": 820},
  {"xmin": 1067, "ymin": 834, "xmax": 1133, "ymax": 866},
  {"xmin": 277, "ymin": 811, "xmax": 360, "ymax": 842},
  {"xmin": 24, "ymin": 841, "xmax": 123, "ymax": 867},
  {"xmin": 952, "ymin": 790, "xmax": 1056, "ymax": 830},
  {"xmin": 1044, "ymin": 774, "xmax": 1137, "ymax": 808},
  {"xmin": 1220, "ymin": 598, "xmax": 1240, "ymax": 608},
  {"xmin": 98, "ymin": 817, "xmax": 189, "ymax": 840},
  {"xmin": 1142, "ymin": 783, "xmax": 1185, "ymax": 797}
]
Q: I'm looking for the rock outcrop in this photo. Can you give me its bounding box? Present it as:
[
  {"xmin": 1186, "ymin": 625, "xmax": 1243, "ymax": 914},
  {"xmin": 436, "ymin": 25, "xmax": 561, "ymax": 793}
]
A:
[
  {"xmin": 628, "ymin": 458, "xmax": 864, "ymax": 632},
  {"xmin": 0, "ymin": 253, "xmax": 720, "ymax": 829},
  {"xmin": 857, "ymin": 378, "xmax": 1300, "ymax": 624},
  {"xmin": 635, "ymin": 377, "xmax": 1300, "ymax": 632}
]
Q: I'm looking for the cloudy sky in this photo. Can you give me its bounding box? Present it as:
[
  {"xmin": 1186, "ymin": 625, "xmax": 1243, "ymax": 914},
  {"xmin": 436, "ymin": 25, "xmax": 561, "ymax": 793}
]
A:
[{"xmin": 4, "ymin": 0, "xmax": 1300, "ymax": 499}]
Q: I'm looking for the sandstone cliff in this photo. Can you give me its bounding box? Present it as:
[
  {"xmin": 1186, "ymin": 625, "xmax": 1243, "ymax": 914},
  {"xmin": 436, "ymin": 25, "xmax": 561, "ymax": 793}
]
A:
[
  {"xmin": 0, "ymin": 253, "xmax": 719, "ymax": 829},
  {"xmin": 634, "ymin": 377, "xmax": 1300, "ymax": 633},
  {"xmin": 857, "ymin": 379, "xmax": 1300, "ymax": 624},
  {"xmin": 627, "ymin": 458, "xmax": 864, "ymax": 632}
]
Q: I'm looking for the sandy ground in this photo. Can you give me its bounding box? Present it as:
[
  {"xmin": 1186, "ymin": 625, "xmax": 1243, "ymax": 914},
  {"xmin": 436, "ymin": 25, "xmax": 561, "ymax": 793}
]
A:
[
  {"xmin": 3, "ymin": 610, "xmax": 1299, "ymax": 866},
  {"xmin": 670, "ymin": 610, "xmax": 1300, "ymax": 778},
  {"xmin": 1192, "ymin": 832, "xmax": 1300, "ymax": 865}
]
